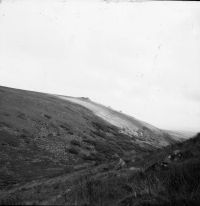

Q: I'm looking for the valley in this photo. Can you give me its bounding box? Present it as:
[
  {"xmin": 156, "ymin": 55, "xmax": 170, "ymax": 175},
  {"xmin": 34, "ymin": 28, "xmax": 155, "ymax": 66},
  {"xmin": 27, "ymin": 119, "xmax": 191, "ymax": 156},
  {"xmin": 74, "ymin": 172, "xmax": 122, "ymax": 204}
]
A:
[{"xmin": 0, "ymin": 86, "xmax": 198, "ymax": 206}]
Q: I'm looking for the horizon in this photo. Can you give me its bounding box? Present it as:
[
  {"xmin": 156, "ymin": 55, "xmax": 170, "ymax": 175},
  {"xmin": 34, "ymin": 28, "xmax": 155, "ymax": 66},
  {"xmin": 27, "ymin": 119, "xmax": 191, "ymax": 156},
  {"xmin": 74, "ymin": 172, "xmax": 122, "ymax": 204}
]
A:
[
  {"xmin": 0, "ymin": 0, "xmax": 200, "ymax": 132},
  {"xmin": 0, "ymin": 84, "xmax": 199, "ymax": 134}
]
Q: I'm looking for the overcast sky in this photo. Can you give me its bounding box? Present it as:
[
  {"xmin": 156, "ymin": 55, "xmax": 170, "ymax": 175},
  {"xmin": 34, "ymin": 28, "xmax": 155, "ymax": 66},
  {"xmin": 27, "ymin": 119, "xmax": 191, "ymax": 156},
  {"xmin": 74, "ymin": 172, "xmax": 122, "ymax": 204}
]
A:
[{"xmin": 0, "ymin": 0, "xmax": 200, "ymax": 132}]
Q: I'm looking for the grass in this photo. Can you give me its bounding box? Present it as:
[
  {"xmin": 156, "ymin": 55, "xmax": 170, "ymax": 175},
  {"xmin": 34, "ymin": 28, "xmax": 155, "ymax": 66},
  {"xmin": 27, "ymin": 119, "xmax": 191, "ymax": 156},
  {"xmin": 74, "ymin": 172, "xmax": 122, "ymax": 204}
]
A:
[
  {"xmin": 61, "ymin": 133, "xmax": 200, "ymax": 206},
  {"xmin": 1, "ymin": 85, "xmax": 197, "ymax": 205}
]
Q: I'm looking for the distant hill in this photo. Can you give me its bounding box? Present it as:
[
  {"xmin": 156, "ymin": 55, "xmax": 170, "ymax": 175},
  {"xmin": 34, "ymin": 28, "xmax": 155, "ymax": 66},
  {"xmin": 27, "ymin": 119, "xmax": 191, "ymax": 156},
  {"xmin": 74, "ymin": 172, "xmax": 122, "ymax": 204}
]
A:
[{"xmin": 164, "ymin": 129, "xmax": 196, "ymax": 139}]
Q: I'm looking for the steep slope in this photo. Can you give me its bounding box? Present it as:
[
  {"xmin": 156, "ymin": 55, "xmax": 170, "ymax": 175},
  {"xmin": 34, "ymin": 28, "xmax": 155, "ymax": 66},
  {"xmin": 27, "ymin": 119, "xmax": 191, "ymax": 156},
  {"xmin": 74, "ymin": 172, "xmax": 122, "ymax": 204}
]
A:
[
  {"xmin": 0, "ymin": 86, "xmax": 158, "ymax": 188},
  {"xmin": 0, "ymin": 86, "xmax": 132, "ymax": 186},
  {"xmin": 0, "ymin": 86, "xmax": 181, "ymax": 205},
  {"xmin": 58, "ymin": 96, "xmax": 160, "ymax": 135},
  {"xmin": 58, "ymin": 96, "xmax": 178, "ymax": 147}
]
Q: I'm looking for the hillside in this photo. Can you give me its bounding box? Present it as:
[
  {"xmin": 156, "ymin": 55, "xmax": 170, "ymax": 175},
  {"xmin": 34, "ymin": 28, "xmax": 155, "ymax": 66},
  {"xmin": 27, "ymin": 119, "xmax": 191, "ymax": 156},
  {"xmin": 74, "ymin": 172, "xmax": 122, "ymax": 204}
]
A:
[
  {"xmin": 62, "ymin": 133, "xmax": 200, "ymax": 206},
  {"xmin": 0, "ymin": 86, "xmax": 186, "ymax": 205},
  {"xmin": 58, "ymin": 96, "xmax": 180, "ymax": 147}
]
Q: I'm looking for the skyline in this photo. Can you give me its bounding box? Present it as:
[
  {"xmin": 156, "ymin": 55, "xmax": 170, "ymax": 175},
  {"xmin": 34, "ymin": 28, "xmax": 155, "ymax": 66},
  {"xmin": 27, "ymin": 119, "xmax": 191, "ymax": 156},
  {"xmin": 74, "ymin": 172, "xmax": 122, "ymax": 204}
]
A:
[{"xmin": 0, "ymin": 0, "xmax": 200, "ymax": 132}]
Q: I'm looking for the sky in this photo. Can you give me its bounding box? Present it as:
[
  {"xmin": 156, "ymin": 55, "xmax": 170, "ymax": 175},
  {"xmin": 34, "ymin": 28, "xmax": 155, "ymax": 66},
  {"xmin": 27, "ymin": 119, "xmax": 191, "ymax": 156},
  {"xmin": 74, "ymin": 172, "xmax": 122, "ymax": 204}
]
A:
[{"xmin": 0, "ymin": 0, "xmax": 200, "ymax": 132}]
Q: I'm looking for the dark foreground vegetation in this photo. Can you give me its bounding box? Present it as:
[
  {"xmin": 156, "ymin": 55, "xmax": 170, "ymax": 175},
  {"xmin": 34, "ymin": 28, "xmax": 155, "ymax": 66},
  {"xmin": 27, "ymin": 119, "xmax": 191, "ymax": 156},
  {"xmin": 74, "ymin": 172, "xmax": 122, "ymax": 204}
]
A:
[
  {"xmin": 1, "ymin": 133, "xmax": 199, "ymax": 206},
  {"xmin": 68, "ymin": 133, "xmax": 200, "ymax": 206}
]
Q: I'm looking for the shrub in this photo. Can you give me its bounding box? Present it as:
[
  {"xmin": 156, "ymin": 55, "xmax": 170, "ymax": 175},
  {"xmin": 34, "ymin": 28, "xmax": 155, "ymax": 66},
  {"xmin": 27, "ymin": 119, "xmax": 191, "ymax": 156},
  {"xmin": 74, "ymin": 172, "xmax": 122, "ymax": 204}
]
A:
[
  {"xmin": 70, "ymin": 139, "xmax": 81, "ymax": 147},
  {"xmin": 44, "ymin": 114, "xmax": 52, "ymax": 119},
  {"xmin": 68, "ymin": 147, "xmax": 79, "ymax": 155}
]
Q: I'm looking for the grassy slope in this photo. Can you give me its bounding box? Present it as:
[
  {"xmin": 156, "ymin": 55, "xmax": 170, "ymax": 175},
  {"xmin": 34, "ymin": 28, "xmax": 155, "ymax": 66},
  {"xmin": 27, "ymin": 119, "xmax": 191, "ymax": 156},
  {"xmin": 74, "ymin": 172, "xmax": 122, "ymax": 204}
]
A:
[
  {"xmin": 62, "ymin": 133, "xmax": 200, "ymax": 206},
  {"xmin": 0, "ymin": 85, "xmax": 160, "ymax": 204},
  {"xmin": 0, "ymin": 86, "xmax": 140, "ymax": 183},
  {"xmin": 58, "ymin": 96, "xmax": 178, "ymax": 147},
  {"xmin": 0, "ymin": 86, "xmax": 188, "ymax": 205}
]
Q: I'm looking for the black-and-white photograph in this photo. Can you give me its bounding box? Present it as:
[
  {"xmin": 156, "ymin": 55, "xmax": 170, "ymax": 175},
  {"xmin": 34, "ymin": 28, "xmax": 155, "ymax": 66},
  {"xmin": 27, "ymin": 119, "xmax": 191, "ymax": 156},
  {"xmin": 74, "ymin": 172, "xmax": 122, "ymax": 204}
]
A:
[{"xmin": 0, "ymin": 0, "xmax": 200, "ymax": 205}]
